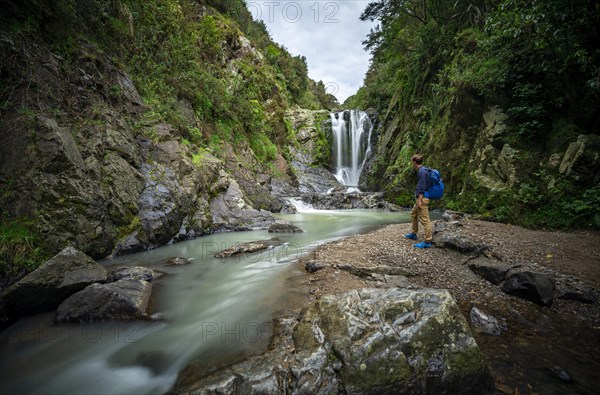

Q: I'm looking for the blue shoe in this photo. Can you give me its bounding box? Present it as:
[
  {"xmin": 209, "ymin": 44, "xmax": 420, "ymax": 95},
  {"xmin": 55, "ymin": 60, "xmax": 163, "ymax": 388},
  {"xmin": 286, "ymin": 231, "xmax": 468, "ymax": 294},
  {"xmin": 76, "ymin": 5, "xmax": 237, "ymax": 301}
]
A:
[
  {"xmin": 404, "ymin": 233, "xmax": 417, "ymax": 240},
  {"xmin": 414, "ymin": 241, "xmax": 432, "ymax": 249}
]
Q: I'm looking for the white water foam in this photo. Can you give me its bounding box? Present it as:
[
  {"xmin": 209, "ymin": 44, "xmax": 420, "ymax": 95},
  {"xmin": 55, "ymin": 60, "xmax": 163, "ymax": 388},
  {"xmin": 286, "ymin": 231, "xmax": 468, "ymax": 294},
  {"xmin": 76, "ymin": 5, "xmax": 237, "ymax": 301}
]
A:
[{"xmin": 287, "ymin": 198, "xmax": 315, "ymax": 213}]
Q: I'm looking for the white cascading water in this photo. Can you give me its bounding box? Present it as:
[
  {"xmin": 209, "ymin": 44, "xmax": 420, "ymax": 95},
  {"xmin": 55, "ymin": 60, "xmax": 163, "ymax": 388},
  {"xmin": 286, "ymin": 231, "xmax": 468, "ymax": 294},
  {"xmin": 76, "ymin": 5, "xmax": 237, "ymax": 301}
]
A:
[
  {"xmin": 287, "ymin": 198, "xmax": 315, "ymax": 213},
  {"xmin": 330, "ymin": 110, "xmax": 373, "ymax": 192}
]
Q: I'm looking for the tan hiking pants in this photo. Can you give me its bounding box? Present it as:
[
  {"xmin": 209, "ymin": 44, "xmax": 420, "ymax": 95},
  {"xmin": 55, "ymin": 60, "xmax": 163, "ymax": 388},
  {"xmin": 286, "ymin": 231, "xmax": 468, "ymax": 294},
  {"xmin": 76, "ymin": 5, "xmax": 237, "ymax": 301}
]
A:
[{"xmin": 411, "ymin": 198, "xmax": 432, "ymax": 242}]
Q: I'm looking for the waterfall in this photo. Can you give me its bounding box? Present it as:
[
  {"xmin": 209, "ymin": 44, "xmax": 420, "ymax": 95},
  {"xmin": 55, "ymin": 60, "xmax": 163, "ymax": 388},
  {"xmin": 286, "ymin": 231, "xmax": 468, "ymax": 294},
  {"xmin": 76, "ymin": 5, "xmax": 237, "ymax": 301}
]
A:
[{"xmin": 330, "ymin": 110, "xmax": 373, "ymax": 192}]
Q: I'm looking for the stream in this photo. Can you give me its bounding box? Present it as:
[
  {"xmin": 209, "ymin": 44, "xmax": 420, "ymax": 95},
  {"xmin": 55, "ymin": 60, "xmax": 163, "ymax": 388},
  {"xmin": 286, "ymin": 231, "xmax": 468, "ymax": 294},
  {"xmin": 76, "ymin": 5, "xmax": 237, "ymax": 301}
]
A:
[{"xmin": 0, "ymin": 209, "xmax": 409, "ymax": 395}]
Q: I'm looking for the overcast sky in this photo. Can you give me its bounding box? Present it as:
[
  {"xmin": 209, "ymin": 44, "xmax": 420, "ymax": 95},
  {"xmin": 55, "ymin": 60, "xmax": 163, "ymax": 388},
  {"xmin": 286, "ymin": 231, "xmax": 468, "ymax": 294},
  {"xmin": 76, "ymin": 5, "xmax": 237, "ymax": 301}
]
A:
[{"xmin": 246, "ymin": 1, "xmax": 376, "ymax": 103}]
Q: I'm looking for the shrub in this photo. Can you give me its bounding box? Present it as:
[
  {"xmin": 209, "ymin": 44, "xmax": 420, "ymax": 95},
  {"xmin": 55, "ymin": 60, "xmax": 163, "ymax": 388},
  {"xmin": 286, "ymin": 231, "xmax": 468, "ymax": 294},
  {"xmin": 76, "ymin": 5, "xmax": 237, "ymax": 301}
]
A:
[{"xmin": 0, "ymin": 216, "xmax": 48, "ymax": 283}]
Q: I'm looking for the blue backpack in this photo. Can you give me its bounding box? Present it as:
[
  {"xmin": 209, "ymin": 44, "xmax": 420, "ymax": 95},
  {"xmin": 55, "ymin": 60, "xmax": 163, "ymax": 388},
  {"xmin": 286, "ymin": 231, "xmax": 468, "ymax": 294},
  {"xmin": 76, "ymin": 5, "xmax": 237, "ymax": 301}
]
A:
[{"xmin": 424, "ymin": 167, "xmax": 444, "ymax": 199}]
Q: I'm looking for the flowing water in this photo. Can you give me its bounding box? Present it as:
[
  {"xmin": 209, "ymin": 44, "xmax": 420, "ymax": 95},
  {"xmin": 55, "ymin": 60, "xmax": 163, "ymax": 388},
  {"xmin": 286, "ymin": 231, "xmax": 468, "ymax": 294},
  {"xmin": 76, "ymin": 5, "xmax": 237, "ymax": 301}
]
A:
[
  {"xmin": 330, "ymin": 110, "xmax": 372, "ymax": 190},
  {"xmin": 0, "ymin": 209, "xmax": 409, "ymax": 395}
]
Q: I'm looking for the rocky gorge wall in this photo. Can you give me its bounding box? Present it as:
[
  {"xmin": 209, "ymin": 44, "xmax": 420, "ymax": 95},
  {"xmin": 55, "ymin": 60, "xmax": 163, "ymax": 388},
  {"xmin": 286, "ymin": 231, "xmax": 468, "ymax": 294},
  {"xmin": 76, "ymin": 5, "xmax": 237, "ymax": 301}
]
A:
[
  {"xmin": 0, "ymin": 31, "xmax": 312, "ymax": 283},
  {"xmin": 0, "ymin": 0, "xmax": 352, "ymax": 284},
  {"xmin": 362, "ymin": 93, "xmax": 600, "ymax": 228}
]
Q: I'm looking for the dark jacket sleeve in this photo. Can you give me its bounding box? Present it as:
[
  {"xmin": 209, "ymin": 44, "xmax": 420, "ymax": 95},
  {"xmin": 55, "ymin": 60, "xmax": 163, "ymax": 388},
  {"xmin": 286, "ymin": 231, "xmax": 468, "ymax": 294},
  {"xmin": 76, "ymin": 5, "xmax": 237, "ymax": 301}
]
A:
[{"xmin": 416, "ymin": 167, "xmax": 429, "ymax": 196}]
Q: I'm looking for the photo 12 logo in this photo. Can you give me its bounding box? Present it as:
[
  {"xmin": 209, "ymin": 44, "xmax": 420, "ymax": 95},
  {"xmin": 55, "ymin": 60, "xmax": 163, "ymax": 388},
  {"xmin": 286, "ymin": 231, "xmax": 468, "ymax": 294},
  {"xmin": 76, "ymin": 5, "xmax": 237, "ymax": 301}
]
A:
[
  {"xmin": 247, "ymin": 1, "xmax": 340, "ymax": 23},
  {"xmin": 199, "ymin": 321, "xmax": 271, "ymax": 343},
  {"xmin": 324, "ymin": 82, "xmax": 339, "ymax": 96},
  {"xmin": 1, "ymin": 322, "xmax": 143, "ymax": 345}
]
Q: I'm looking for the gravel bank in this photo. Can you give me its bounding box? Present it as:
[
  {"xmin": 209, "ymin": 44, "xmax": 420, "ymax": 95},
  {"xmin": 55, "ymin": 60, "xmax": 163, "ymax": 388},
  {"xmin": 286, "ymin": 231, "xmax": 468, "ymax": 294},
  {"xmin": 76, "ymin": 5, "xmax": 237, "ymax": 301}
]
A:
[{"xmin": 297, "ymin": 218, "xmax": 600, "ymax": 394}]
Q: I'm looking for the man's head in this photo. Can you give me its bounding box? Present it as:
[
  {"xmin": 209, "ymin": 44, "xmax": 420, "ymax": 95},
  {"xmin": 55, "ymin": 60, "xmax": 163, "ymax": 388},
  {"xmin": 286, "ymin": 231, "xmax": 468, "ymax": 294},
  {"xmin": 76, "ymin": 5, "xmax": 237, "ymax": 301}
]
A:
[{"xmin": 411, "ymin": 154, "xmax": 423, "ymax": 170}]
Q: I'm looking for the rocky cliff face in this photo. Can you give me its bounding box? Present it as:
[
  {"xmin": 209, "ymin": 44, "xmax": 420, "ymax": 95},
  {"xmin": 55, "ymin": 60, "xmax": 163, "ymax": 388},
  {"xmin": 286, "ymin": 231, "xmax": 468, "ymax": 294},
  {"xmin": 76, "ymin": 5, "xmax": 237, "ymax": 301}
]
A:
[
  {"xmin": 0, "ymin": 30, "xmax": 298, "ymax": 264},
  {"xmin": 0, "ymin": 0, "xmax": 348, "ymax": 281},
  {"xmin": 363, "ymin": 92, "xmax": 600, "ymax": 228},
  {"xmin": 285, "ymin": 108, "xmax": 340, "ymax": 195},
  {"xmin": 1, "ymin": 34, "xmax": 146, "ymax": 258}
]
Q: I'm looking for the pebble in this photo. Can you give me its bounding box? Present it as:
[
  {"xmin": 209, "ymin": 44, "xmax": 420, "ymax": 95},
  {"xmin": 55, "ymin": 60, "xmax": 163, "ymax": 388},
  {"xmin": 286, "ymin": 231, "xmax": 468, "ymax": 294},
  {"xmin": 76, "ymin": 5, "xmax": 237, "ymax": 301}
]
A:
[{"xmin": 548, "ymin": 366, "xmax": 573, "ymax": 382}]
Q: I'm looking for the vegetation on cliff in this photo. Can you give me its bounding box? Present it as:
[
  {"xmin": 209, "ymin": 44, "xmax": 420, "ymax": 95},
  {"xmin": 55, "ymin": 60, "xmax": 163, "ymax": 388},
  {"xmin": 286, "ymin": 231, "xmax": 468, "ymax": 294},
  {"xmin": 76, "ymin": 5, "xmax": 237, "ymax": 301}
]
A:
[
  {"xmin": 347, "ymin": 0, "xmax": 600, "ymax": 228},
  {"xmin": 0, "ymin": 0, "xmax": 339, "ymax": 279},
  {"xmin": 1, "ymin": 0, "xmax": 337, "ymax": 152}
]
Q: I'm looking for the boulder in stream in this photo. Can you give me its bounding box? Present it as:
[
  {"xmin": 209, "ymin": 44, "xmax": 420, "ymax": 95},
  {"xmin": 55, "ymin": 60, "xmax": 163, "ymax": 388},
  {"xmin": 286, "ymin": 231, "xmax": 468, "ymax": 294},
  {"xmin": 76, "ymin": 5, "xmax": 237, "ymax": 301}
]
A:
[
  {"xmin": 268, "ymin": 219, "xmax": 303, "ymax": 233},
  {"xmin": 214, "ymin": 239, "xmax": 282, "ymax": 258},
  {"xmin": 55, "ymin": 279, "xmax": 152, "ymax": 322},
  {"xmin": 1, "ymin": 247, "xmax": 107, "ymax": 315},
  {"xmin": 209, "ymin": 174, "xmax": 276, "ymax": 232},
  {"xmin": 166, "ymin": 257, "xmax": 193, "ymax": 266}
]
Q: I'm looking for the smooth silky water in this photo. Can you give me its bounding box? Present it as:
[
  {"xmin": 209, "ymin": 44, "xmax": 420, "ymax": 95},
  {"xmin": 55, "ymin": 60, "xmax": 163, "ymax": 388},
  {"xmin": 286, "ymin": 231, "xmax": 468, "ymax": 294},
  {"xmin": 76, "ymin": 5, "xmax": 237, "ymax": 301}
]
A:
[
  {"xmin": 330, "ymin": 110, "xmax": 372, "ymax": 191},
  {"xmin": 0, "ymin": 209, "xmax": 410, "ymax": 394}
]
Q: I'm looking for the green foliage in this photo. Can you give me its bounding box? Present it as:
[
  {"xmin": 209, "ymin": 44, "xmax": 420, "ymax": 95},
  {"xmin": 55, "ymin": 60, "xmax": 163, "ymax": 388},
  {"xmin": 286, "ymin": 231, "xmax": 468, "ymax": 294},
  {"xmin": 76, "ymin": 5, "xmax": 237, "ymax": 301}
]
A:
[
  {"xmin": 0, "ymin": 216, "xmax": 48, "ymax": 281},
  {"xmin": 440, "ymin": 28, "xmax": 507, "ymax": 95},
  {"xmin": 188, "ymin": 127, "xmax": 203, "ymax": 143},
  {"xmin": 309, "ymin": 80, "xmax": 340, "ymax": 110},
  {"xmin": 391, "ymin": 192, "xmax": 414, "ymax": 208},
  {"xmin": 197, "ymin": 15, "xmax": 224, "ymax": 60},
  {"xmin": 312, "ymin": 114, "xmax": 334, "ymax": 166},
  {"xmin": 207, "ymin": 133, "xmax": 222, "ymax": 153},
  {"xmin": 4, "ymin": 0, "xmax": 335, "ymax": 173},
  {"xmin": 560, "ymin": 185, "xmax": 600, "ymax": 227},
  {"xmin": 249, "ymin": 132, "xmax": 278, "ymax": 164},
  {"xmin": 506, "ymin": 82, "xmax": 546, "ymax": 139},
  {"xmin": 484, "ymin": 0, "xmax": 600, "ymax": 140},
  {"xmin": 116, "ymin": 216, "xmax": 141, "ymax": 240},
  {"xmin": 109, "ymin": 84, "xmax": 122, "ymax": 100},
  {"xmin": 516, "ymin": 182, "xmax": 543, "ymax": 207},
  {"xmin": 344, "ymin": 87, "xmax": 369, "ymax": 109},
  {"xmin": 357, "ymin": 0, "xmax": 599, "ymax": 228}
]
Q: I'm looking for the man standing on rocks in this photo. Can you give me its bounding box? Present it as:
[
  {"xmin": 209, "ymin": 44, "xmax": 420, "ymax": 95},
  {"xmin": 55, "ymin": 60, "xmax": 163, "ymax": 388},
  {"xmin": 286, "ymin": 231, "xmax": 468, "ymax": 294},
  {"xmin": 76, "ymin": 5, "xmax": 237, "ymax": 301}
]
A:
[{"xmin": 405, "ymin": 154, "xmax": 432, "ymax": 248}]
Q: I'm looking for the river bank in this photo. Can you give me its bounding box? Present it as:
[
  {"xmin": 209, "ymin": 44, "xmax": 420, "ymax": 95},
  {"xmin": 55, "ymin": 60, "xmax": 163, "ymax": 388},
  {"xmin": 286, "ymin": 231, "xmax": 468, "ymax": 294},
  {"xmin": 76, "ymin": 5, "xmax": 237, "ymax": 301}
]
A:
[{"xmin": 297, "ymin": 218, "xmax": 600, "ymax": 394}]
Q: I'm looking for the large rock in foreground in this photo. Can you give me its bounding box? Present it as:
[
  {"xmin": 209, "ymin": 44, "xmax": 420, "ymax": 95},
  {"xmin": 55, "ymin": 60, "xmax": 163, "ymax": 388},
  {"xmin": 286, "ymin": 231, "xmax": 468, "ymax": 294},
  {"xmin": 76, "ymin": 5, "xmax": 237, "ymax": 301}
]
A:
[
  {"xmin": 55, "ymin": 279, "xmax": 152, "ymax": 322},
  {"xmin": 171, "ymin": 288, "xmax": 494, "ymax": 394},
  {"xmin": 1, "ymin": 247, "xmax": 107, "ymax": 315}
]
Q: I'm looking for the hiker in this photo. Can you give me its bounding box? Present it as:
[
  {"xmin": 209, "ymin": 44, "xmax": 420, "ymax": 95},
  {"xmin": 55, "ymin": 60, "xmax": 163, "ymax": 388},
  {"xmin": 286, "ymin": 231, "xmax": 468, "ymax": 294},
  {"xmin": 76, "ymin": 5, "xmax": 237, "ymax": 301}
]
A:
[{"xmin": 405, "ymin": 154, "xmax": 432, "ymax": 248}]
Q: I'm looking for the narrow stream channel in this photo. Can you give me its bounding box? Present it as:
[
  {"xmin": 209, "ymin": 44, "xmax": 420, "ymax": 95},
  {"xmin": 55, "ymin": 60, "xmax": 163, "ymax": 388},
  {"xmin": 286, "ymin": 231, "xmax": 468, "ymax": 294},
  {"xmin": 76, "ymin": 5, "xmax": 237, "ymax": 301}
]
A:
[{"xmin": 0, "ymin": 209, "xmax": 409, "ymax": 395}]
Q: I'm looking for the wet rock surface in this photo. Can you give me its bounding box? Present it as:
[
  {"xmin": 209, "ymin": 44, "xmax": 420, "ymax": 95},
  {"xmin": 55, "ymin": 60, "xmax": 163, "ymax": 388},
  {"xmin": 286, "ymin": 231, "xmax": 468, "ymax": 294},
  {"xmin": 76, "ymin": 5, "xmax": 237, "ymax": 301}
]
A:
[
  {"xmin": 467, "ymin": 257, "xmax": 511, "ymax": 285},
  {"xmin": 209, "ymin": 172, "xmax": 276, "ymax": 232},
  {"xmin": 284, "ymin": 108, "xmax": 340, "ymax": 195},
  {"xmin": 432, "ymin": 232, "xmax": 489, "ymax": 254}
]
